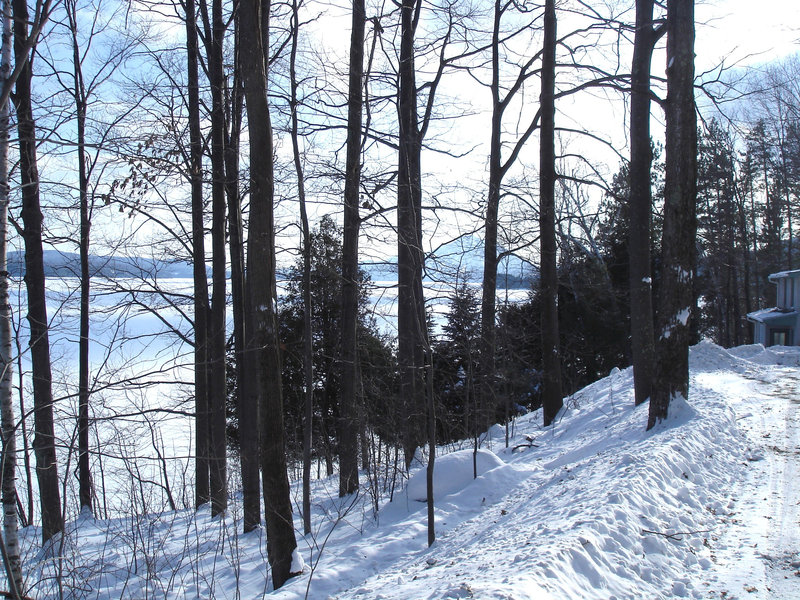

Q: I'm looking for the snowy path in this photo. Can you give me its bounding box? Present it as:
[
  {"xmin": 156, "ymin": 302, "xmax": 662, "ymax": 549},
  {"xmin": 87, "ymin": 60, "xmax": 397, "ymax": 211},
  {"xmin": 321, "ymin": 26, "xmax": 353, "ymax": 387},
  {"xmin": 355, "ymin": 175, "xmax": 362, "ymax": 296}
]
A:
[{"xmin": 700, "ymin": 360, "xmax": 800, "ymax": 599}]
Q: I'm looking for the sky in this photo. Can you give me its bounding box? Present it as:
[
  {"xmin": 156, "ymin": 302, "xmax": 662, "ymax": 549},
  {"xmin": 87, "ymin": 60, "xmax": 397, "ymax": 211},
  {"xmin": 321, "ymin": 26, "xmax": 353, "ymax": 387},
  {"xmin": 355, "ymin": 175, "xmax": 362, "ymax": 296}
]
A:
[
  {"xmin": 696, "ymin": 0, "xmax": 798, "ymax": 71},
  {"xmin": 39, "ymin": 0, "xmax": 798, "ymax": 265}
]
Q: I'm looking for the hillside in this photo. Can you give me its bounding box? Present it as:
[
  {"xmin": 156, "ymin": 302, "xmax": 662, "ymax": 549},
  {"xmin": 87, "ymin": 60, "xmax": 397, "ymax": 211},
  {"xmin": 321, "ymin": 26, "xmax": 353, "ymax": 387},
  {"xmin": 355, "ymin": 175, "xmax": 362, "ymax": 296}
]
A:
[
  {"xmin": 362, "ymin": 234, "xmax": 537, "ymax": 288},
  {"xmin": 18, "ymin": 342, "xmax": 800, "ymax": 599},
  {"xmin": 7, "ymin": 241, "xmax": 535, "ymax": 288},
  {"xmin": 7, "ymin": 250, "xmax": 198, "ymax": 279}
]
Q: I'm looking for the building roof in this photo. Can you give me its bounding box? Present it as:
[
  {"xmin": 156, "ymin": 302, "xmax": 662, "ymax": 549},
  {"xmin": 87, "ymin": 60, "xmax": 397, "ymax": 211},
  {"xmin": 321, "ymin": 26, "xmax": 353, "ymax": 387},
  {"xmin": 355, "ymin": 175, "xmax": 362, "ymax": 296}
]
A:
[
  {"xmin": 746, "ymin": 307, "xmax": 800, "ymax": 325},
  {"xmin": 768, "ymin": 269, "xmax": 800, "ymax": 282}
]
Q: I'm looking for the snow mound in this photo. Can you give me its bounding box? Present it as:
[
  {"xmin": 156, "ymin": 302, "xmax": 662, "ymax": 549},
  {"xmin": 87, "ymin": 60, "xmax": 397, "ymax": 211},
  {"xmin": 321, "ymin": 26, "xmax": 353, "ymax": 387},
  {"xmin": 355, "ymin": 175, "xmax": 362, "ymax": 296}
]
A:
[
  {"xmin": 650, "ymin": 392, "xmax": 698, "ymax": 430},
  {"xmin": 693, "ymin": 340, "xmax": 800, "ymax": 369},
  {"xmin": 405, "ymin": 449, "xmax": 504, "ymax": 502},
  {"xmin": 327, "ymin": 343, "xmax": 759, "ymax": 599},
  {"xmin": 729, "ymin": 343, "xmax": 800, "ymax": 366},
  {"xmin": 689, "ymin": 339, "xmax": 753, "ymax": 373}
]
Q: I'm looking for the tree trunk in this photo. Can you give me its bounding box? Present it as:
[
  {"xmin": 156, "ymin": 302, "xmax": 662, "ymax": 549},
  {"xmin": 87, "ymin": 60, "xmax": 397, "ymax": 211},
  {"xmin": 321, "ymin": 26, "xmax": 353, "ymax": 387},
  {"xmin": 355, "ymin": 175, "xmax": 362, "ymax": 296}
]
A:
[
  {"xmin": 203, "ymin": 0, "xmax": 228, "ymax": 517},
  {"xmin": 13, "ymin": 0, "xmax": 63, "ymax": 543},
  {"xmin": 479, "ymin": 0, "xmax": 503, "ymax": 436},
  {"xmin": 649, "ymin": 0, "xmax": 696, "ymax": 429},
  {"xmin": 287, "ymin": 0, "xmax": 314, "ymax": 531},
  {"xmin": 628, "ymin": 0, "xmax": 658, "ymax": 406},
  {"xmin": 426, "ymin": 346, "xmax": 435, "ymax": 546},
  {"xmin": 65, "ymin": 0, "xmax": 94, "ymax": 515},
  {"xmin": 339, "ymin": 0, "xmax": 365, "ymax": 498},
  {"xmin": 223, "ymin": 18, "xmax": 258, "ymax": 532},
  {"xmin": 0, "ymin": 0, "xmax": 22, "ymax": 588},
  {"xmin": 736, "ymin": 191, "xmax": 754, "ymax": 343},
  {"xmin": 397, "ymin": 0, "xmax": 426, "ymax": 469},
  {"xmin": 185, "ymin": 0, "xmax": 211, "ymax": 509},
  {"xmin": 240, "ymin": 0, "xmax": 298, "ymax": 587},
  {"xmin": 539, "ymin": 0, "xmax": 563, "ymax": 427}
]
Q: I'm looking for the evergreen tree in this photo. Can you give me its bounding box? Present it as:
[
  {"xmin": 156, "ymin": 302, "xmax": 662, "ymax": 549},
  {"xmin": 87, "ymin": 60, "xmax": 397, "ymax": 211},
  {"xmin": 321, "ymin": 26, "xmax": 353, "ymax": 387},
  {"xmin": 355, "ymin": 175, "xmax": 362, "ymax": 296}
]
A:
[
  {"xmin": 746, "ymin": 119, "xmax": 782, "ymax": 302},
  {"xmin": 279, "ymin": 216, "xmax": 395, "ymax": 472},
  {"xmin": 433, "ymin": 281, "xmax": 481, "ymax": 442},
  {"xmin": 696, "ymin": 119, "xmax": 743, "ymax": 347}
]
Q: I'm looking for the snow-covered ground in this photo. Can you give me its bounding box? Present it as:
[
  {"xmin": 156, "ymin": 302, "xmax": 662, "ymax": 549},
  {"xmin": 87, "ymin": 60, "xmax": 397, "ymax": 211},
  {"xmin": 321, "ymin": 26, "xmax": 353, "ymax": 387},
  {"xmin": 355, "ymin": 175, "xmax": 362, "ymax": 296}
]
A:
[{"xmin": 16, "ymin": 342, "xmax": 800, "ymax": 599}]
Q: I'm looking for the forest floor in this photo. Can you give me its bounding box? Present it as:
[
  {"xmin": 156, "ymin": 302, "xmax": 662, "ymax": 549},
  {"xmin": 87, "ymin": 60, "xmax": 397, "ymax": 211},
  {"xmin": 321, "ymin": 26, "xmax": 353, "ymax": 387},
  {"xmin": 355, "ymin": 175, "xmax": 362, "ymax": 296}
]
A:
[{"xmin": 16, "ymin": 342, "xmax": 800, "ymax": 599}]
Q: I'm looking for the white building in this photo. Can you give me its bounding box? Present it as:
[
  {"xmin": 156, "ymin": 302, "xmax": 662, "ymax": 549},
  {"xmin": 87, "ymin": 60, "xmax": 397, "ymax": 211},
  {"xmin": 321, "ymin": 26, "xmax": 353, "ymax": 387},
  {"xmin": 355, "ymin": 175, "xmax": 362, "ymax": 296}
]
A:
[{"xmin": 747, "ymin": 269, "xmax": 800, "ymax": 346}]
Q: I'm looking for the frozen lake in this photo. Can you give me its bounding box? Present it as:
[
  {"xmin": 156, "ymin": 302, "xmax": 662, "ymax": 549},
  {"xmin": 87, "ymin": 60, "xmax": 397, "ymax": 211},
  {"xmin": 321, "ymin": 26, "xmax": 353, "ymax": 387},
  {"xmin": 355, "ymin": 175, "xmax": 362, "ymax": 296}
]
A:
[{"xmin": 8, "ymin": 274, "xmax": 530, "ymax": 519}]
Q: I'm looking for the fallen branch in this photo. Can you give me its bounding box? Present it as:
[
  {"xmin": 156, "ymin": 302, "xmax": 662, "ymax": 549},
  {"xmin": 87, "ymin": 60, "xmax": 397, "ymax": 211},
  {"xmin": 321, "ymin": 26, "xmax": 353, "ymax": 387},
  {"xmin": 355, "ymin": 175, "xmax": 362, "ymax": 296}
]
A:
[
  {"xmin": 641, "ymin": 528, "xmax": 710, "ymax": 541},
  {"xmin": 512, "ymin": 443, "xmax": 539, "ymax": 452}
]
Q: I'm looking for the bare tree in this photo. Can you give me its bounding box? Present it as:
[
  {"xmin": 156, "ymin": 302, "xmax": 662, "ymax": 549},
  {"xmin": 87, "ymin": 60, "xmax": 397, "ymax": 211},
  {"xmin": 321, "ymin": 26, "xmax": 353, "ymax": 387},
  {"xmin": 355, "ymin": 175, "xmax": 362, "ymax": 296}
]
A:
[
  {"xmin": 649, "ymin": 0, "xmax": 696, "ymax": 429},
  {"xmin": 394, "ymin": 0, "xmax": 456, "ymax": 470},
  {"xmin": 539, "ymin": 0, "xmax": 562, "ymax": 427},
  {"xmin": 240, "ymin": 0, "xmax": 298, "ymax": 586},
  {"xmin": 396, "ymin": 0, "xmax": 427, "ymax": 470},
  {"xmin": 198, "ymin": 0, "xmax": 229, "ymax": 517},
  {"xmin": 223, "ymin": 16, "xmax": 256, "ymax": 533},
  {"xmin": 13, "ymin": 0, "xmax": 63, "ymax": 545},
  {"xmin": 0, "ymin": 0, "xmax": 22, "ymax": 589},
  {"xmin": 184, "ymin": 0, "xmax": 211, "ymax": 511},
  {"xmin": 628, "ymin": 0, "xmax": 663, "ymax": 406},
  {"xmin": 66, "ymin": 0, "xmax": 93, "ymax": 515},
  {"xmin": 480, "ymin": 0, "xmax": 543, "ymax": 431},
  {"xmin": 287, "ymin": 0, "xmax": 315, "ymax": 532},
  {"xmin": 338, "ymin": 0, "xmax": 365, "ymax": 499}
]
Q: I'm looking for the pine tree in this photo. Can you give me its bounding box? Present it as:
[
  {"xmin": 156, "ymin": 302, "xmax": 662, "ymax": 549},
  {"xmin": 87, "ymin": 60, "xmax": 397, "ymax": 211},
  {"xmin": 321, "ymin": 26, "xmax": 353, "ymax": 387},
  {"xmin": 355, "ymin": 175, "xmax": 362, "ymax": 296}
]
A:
[
  {"xmin": 277, "ymin": 217, "xmax": 395, "ymax": 473},
  {"xmin": 696, "ymin": 119, "xmax": 742, "ymax": 346},
  {"xmin": 434, "ymin": 281, "xmax": 480, "ymax": 442}
]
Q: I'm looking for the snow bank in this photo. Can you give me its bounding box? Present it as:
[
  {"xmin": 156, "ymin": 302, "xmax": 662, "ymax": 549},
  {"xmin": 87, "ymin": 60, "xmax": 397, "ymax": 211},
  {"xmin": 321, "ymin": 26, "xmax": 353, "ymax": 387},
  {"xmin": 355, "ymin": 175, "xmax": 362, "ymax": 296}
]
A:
[
  {"xmin": 327, "ymin": 344, "xmax": 769, "ymax": 600},
  {"xmin": 405, "ymin": 448, "xmax": 504, "ymax": 502}
]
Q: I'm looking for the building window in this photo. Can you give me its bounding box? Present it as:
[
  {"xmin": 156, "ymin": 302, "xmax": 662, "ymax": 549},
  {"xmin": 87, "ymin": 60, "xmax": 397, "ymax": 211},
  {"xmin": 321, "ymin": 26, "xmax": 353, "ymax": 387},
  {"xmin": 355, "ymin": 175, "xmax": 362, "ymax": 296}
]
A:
[{"xmin": 770, "ymin": 328, "xmax": 791, "ymax": 347}]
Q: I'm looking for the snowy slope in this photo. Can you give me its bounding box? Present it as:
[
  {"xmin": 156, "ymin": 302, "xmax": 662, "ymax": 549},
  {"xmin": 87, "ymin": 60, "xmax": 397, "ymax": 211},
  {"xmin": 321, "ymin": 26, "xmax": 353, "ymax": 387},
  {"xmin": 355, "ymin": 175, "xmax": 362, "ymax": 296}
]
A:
[{"xmin": 17, "ymin": 342, "xmax": 800, "ymax": 599}]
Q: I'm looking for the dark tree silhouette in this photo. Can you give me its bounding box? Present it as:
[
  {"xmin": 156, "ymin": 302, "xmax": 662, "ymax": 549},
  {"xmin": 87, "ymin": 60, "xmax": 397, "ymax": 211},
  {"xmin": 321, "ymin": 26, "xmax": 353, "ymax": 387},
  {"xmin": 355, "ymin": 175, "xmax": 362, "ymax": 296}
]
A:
[{"xmin": 649, "ymin": 0, "xmax": 697, "ymax": 429}]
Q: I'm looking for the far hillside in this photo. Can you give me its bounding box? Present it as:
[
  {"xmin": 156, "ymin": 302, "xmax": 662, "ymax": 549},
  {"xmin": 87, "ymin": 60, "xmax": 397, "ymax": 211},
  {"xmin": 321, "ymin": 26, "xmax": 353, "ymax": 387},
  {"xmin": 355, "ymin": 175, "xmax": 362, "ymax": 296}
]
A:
[{"xmin": 8, "ymin": 250, "xmax": 201, "ymax": 279}]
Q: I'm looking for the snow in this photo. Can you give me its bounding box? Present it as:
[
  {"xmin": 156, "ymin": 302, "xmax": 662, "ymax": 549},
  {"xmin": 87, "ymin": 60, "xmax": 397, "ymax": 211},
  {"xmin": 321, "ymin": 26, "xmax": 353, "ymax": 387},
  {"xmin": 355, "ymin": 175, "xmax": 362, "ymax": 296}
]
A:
[
  {"xmin": 14, "ymin": 341, "xmax": 800, "ymax": 599},
  {"xmin": 661, "ymin": 308, "xmax": 692, "ymax": 340},
  {"xmin": 405, "ymin": 449, "xmax": 505, "ymax": 501},
  {"xmin": 290, "ymin": 548, "xmax": 306, "ymax": 575}
]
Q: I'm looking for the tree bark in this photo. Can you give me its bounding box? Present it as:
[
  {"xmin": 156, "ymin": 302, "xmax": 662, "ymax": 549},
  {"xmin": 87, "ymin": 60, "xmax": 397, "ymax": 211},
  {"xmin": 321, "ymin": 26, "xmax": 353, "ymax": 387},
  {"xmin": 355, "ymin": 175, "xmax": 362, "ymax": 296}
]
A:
[
  {"xmin": 202, "ymin": 0, "xmax": 229, "ymax": 517},
  {"xmin": 649, "ymin": 0, "xmax": 696, "ymax": 429},
  {"xmin": 185, "ymin": 0, "xmax": 211, "ymax": 509},
  {"xmin": 339, "ymin": 0, "xmax": 365, "ymax": 498},
  {"xmin": 240, "ymin": 0, "xmax": 298, "ymax": 587},
  {"xmin": 539, "ymin": 0, "xmax": 562, "ymax": 427},
  {"xmin": 628, "ymin": 0, "xmax": 658, "ymax": 406},
  {"xmin": 13, "ymin": 0, "xmax": 63, "ymax": 543},
  {"xmin": 0, "ymin": 0, "xmax": 22, "ymax": 589},
  {"xmin": 397, "ymin": 0, "xmax": 426, "ymax": 469},
  {"xmin": 65, "ymin": 0, "xmax": 94, "ymax": 515}
]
